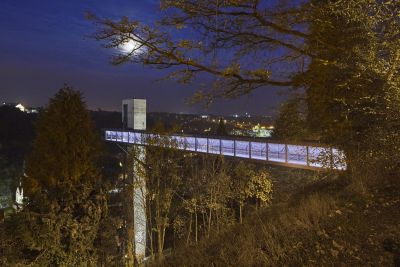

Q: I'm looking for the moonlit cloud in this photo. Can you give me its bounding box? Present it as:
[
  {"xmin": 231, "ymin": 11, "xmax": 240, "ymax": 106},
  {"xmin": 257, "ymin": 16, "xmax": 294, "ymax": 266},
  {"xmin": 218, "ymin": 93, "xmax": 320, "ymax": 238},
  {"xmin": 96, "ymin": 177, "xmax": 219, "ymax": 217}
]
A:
[{"xmin": 118, "ymin": 38, "xmax": 146, "ymax": 56}]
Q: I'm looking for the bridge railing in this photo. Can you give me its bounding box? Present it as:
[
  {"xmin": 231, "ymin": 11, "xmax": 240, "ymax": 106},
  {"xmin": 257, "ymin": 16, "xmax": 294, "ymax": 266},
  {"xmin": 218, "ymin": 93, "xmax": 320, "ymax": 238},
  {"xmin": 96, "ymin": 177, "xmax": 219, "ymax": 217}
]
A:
[{"xmin": 104, "ymin": 130, "xmax": 346, "ymax": 170}]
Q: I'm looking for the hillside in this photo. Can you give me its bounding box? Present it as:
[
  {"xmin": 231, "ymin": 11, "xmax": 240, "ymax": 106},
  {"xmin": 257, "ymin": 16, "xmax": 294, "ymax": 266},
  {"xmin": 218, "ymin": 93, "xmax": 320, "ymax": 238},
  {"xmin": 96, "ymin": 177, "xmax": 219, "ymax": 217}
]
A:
[{"xmin": 155, "ymin": 173, "xmax": 400, "ymax": 266}]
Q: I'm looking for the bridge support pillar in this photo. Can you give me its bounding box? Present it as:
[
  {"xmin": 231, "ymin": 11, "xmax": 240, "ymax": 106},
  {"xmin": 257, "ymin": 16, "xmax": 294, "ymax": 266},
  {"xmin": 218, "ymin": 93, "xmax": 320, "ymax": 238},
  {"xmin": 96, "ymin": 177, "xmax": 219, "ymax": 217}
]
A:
[
  {"xmin": 132, "ymin": 145, "xmax": 146, "ymax": 261},
  {"xmin": 122, "ymin": 99, "xmax": 147, "ymax": 262}
]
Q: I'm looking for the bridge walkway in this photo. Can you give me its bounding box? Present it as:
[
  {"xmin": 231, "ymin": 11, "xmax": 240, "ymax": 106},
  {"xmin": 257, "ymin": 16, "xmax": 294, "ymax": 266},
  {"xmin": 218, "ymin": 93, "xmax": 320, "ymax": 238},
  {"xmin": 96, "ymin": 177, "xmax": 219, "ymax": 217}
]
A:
[{"xmin": 104, "ymin": 130, "xmax": 346, "ymax": 170}]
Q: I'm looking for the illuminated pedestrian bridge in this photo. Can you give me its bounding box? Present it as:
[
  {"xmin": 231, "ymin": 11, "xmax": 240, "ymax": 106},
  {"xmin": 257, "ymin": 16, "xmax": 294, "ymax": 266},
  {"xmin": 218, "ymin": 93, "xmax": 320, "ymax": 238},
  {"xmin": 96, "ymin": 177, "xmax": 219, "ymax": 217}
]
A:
[
  {"xmin": 105, "ymin": 130, "xmax": 346, "ymax": 170},
  {"xmin": 105, "ymin": 98, "xmax": 347, "ymax": 261}
]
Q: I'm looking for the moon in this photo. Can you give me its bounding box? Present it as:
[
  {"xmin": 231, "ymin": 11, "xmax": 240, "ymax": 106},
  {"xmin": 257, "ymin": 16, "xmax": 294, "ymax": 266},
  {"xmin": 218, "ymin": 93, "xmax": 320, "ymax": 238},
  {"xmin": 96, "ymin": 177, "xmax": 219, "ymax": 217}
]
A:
[{"xmin": 118, "ymin": 38, "xmax": 146, "ymax": 56}]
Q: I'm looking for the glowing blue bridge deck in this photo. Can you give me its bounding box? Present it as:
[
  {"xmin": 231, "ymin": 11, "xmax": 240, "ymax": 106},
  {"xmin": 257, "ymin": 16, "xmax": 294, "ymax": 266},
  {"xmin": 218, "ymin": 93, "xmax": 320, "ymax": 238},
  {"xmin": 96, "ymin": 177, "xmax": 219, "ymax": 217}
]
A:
[{"xmin": 105, "ymin": 130, "xmax": 346, "ymax": 170}]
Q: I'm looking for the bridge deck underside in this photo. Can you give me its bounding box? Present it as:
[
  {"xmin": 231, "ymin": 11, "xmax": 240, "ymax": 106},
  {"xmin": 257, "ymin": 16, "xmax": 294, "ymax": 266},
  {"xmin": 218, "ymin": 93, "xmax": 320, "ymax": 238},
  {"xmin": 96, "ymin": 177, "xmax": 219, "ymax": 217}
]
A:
[{"xmin": 105, "ymin": 130, "xmax": 346, "ymax": 170}]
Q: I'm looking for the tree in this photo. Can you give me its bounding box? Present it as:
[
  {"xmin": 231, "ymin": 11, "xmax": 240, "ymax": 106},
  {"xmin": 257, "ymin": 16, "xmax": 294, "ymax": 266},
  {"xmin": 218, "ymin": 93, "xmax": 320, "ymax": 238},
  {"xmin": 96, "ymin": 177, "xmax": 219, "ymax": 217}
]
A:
[
  {"xmin": 216, "ymin": 118, "xmax": 228, "ymax": 136},
  {"xmin": 4, "ymin": 86, "xmax": 107, "ymax": 266},
  {"xmin": 245, "ymin": 168, "xmax": 273, "ymax": 208},
  {"xmin": 88, "ymin": 1, "xmax": 307, "ymax": 101},
  {"xmin": 147, "ymin": 135, "xmax": 182, "ymax": 261},
  {"xmin": 231, "ymin": 161, "xmax": 255, "ymax": 224},
  {"xmin": 295, "ymin": 0, "xmax": 400, "ymax": 174},
  {"xmin": 0, "ymin": 156, "xmax": 20, "ymax": 210},
  {"xmin": 178, "ymin": 157, "xmax": 204, "ymax": 245},
  {"xmin": 175, "ymin": 154, "xmax": 234, "ymax": 246},
  {"xmin": 231, "ymin": 163, "xmax": 273, "ymax": 218},
  {"xmin": 272, "ymin": 97, "xmax": 309, "ymax": 141},
  {"xmin": 127, "ymin": 124, "xmax": 183, "ymax": 261},
  {"xmin": 197, "ymin": 154, "xmax": 233, "ymax": 236}
]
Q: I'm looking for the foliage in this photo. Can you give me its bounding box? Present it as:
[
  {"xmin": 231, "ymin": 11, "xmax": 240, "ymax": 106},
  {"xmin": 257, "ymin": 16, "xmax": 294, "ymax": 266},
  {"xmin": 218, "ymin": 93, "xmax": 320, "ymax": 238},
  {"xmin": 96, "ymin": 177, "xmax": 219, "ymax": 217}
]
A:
[
  {"xmin": 231, "ymin": 161, "xmax": 254, "ymax": 205},
  {"xmin": 295, "ymin": 0, "xmax": 400, "ymax": 176},
  {"xmin": 272, "ymin": 97, "xmax": 309, "ymax": 141},
  {"xmin": 127, "ymin": 123, "xmax": 184, "ymax": 261},
  {"xmin": 170, "ymin": 156, "xmax": 275, "ymax": 248},
  {"xmin": 231, "ymin": 161, "xmax": 254, "ymax": 223},
  {"xmin": 245, "ymin": 168, "xmax": 273, "ymax": 206},
  {"xmin": 0, "ymin": 157, "xmax": 20, "ymax": 209},
  {"xmin": 94, "ymin": 216, "xmax": 122, "ymax": 267},
  {"xmin": 155, "ymin": 175, "xmax": 400, "ymax": 267},
  {"xmin": 2, "ymin": 86, "xmax": 108, "ymax": 266}
]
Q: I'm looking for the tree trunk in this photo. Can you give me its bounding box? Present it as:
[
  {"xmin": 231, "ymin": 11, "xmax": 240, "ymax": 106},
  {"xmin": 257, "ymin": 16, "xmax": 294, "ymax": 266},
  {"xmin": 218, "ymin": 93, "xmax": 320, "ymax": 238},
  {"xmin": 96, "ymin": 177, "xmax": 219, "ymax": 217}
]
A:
[
  {"xmin": 202, "ymin": 211, "xmax": 206, "ymax": 238},
  {"xmin": 156, "ymin": 177, "xmax": 164, "ymax": 261},
  {"xmin": 195, "ymin": 206, "xmax": 198, "ymax": 243},
  {"xmin": 239, "ymin": 204, "xmax": 243, "ymax": 224},
  {"xmin": 147, "ymin": 200, "xmax": 154, "ymax": 257},
  {"xmin": 216, "ymin": 208, "xmax": 219, "ymax": 233},
  {"xmin": 207, "ymin": 209, "xmax": 212, "ymax": 238},
  {"xmin": 157, "ymin": 224, "xmax": 164, "ymax": 262},
  {"xmin": 186, "ymin": 213, "xmax": 192, "ymax": 245}
]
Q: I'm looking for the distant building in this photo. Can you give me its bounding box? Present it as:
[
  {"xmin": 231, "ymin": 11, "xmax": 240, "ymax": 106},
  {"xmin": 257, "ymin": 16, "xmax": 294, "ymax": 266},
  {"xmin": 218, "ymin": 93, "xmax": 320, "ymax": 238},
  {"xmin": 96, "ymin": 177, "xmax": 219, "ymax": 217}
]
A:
[
  {"xmin": 2, "ymin": 102, "xmax": 39, "ymax": 113},
  {"xmin": 15, "ymin": 183, "xmax": 23, "ymax": 208},
  {"xmin": 252, "ymin": 124, "xmax": 273, "ymax": 138},
  {"xmin": 15, "ymin": 103, "xmax": 26, "ymax": 112},
  {"xmin": 2, "ymin": 102, "xmax": 23, "ymax": 111},
  {"xmin": 27, "ymin": 107, "xmax": 39, "ymax": 113}
]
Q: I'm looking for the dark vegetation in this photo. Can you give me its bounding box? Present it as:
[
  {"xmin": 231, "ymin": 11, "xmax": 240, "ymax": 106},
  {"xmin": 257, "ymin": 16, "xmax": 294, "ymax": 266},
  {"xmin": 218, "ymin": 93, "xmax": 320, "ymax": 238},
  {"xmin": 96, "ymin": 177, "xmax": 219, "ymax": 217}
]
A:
[
  {"xmin": 156, "ymin": 174, "xmax": 400, "ymax": 266},
  {"xmin": 0, "ymin": 105, "xmax": 37, "ymax": 166},
  {"xmin": 0, "ymin": 88, "xmax": 109, "ymax": 266},
  {"xmin": 0, "ymin": 106, "xmax": 37, "ymax": 213}
]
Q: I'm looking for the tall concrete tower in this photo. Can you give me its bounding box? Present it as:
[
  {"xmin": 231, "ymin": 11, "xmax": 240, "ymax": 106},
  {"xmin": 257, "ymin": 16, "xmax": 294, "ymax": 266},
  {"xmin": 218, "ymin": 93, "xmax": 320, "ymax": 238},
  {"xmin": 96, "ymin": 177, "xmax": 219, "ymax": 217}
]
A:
[
  {"xmin": 122, "ymin": 99, "xmax": 146, "ymax": 130},
  {"xmin": 122, "ymin": 99, "xmax": 147, "ymax": 261}
]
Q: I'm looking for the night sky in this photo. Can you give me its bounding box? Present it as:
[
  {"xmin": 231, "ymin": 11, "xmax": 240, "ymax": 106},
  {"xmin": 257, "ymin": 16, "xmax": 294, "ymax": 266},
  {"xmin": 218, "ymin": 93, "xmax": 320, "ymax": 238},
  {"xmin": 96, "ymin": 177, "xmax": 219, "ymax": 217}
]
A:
[{"xmin": 0, "ymin": 0, "xmax": 287, "ymax": 116}]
